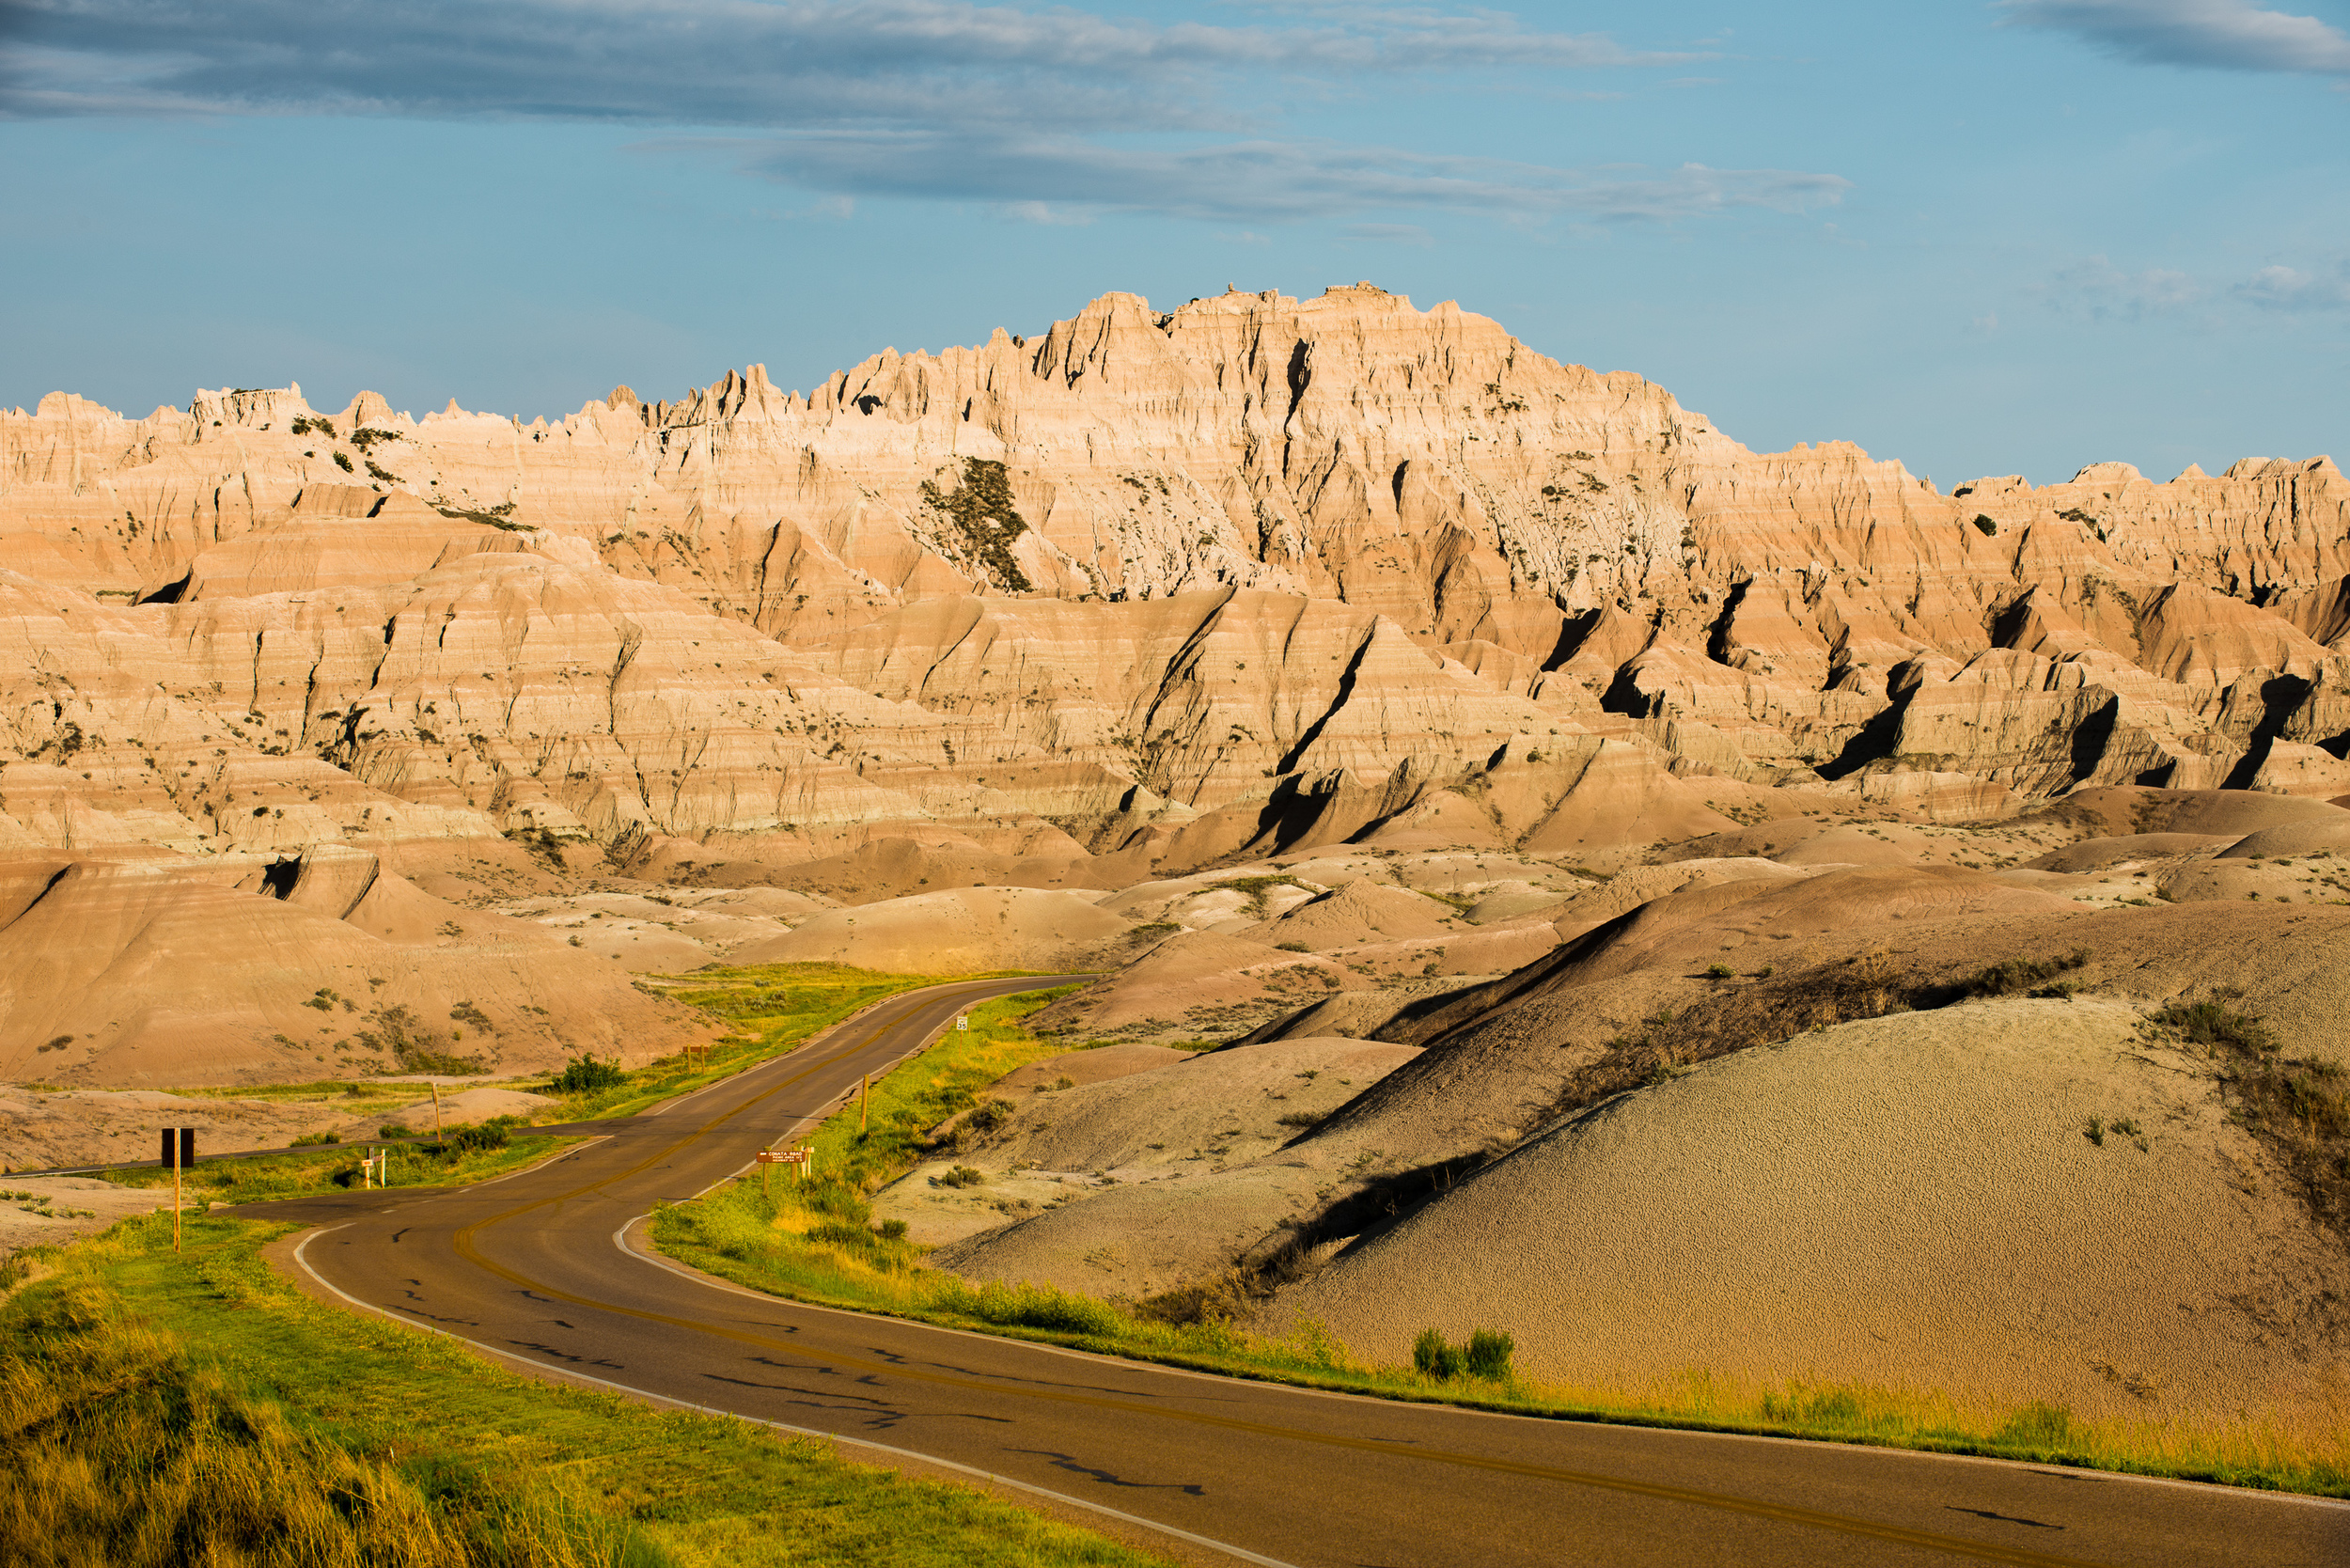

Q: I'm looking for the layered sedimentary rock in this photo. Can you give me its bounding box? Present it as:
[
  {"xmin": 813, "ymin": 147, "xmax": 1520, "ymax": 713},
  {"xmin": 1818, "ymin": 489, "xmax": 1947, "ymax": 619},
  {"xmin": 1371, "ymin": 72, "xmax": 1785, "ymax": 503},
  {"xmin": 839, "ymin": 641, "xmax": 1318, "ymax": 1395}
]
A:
[{"xmin": 4, "ymin": 282, "xmax": 2345, "ymax": 880}]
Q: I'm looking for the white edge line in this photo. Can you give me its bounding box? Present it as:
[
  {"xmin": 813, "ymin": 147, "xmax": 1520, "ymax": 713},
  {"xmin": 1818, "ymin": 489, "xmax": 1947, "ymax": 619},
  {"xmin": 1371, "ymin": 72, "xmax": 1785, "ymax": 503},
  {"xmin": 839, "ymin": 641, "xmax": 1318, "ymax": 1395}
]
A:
[
  {"xmin": 289, "ymin": 1225, "xmax": 1296, "ymax": 1568},
  {"xmin": 605, "ymin": 1216, "xmax": 2350, "ymax": 1516}
]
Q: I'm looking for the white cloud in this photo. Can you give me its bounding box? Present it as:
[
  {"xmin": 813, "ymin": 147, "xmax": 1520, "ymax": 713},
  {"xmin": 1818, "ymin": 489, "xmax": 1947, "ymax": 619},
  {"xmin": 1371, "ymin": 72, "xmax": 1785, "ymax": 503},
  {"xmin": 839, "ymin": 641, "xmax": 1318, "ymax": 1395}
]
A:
[
  {"xmin": 2035, "ymin": 253, "xmax": 2350, "ymax": 320},
  {"xmin": 2036, "ymin": 255, "xmax": 2206, "ymax": 318},
  {"xmin": 0, "ymin": 0, "xmax": 1830, "ymax": 227},
  {"xmin": 708, "ymin": 134, "xmax": 1850, "ymax": 224},
  {"xmin": 1998, "ymin": 0, "xmax": 2350, "ymax": 75},
  {"xmin": 0, "ymin": 0, "xmax": 1699, "ymax": 127},
  {"xmin": 2236, "ymin": 261, "xmax": 2350, "ymax": 308}
]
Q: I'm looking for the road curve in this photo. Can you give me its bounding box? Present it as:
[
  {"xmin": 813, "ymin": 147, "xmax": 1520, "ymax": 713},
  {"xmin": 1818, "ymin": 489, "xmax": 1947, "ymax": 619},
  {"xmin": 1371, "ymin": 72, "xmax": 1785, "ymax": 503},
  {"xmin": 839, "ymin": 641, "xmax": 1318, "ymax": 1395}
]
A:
[{"xmin": 253, "ymin": 978, "xmax": 2348, "ymax": 1568}]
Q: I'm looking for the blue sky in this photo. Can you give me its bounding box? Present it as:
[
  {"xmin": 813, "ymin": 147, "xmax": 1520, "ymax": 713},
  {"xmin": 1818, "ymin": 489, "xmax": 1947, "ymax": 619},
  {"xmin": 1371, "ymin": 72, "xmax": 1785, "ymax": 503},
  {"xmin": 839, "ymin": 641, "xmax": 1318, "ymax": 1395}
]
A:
[{"xmin": 3, "ymin": 1, "xmax": 2344, "ymax": 486}]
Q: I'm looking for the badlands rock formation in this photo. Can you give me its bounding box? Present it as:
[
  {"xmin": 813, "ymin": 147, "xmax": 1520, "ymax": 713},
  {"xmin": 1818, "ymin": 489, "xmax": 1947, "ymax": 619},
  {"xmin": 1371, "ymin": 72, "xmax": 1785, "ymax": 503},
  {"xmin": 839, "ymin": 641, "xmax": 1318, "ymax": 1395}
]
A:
[
  {"xmin": 6, "ymin": 282, "xmax": 2350, "ymax": 1430},
  {"xmin": 7, "ymin": 283, "xmax": 2344, "ymax": 1078},
  {"xmin": 6, "ymin": 284, "xmax": 2344, "ymax": 885}
]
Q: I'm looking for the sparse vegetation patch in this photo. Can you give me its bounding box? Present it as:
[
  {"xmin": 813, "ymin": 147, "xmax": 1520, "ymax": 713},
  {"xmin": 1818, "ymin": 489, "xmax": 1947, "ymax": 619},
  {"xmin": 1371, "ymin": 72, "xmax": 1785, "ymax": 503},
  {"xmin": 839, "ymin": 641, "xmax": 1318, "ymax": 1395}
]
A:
[{"xmin": 919, "ymin": 458, "xmax": 1033, "ymax": 592}]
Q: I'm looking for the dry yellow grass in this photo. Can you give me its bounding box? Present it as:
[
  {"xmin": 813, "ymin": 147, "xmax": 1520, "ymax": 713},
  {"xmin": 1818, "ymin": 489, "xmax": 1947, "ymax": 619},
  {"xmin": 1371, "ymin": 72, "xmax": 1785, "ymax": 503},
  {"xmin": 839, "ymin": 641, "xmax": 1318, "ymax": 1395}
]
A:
[{"xmin": 0, "ymin": 1281, "xmax": 651, "ymax": 1568}]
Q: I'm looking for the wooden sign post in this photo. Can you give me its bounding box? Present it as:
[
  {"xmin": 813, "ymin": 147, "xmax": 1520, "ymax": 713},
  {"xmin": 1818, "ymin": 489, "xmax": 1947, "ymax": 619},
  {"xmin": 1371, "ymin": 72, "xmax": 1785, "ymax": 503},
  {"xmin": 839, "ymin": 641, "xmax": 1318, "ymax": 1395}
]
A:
[
  {"xmin": 431, "ymin": 1082, "xmax": 444, "ymax": 1143},
  {"xmin": 860, "ymin": 1074, "xmax": 870, "ymax": 1133},
  {"xmin": 756, "ymin": 1146, "xmax": 811, "ymax": 1192}
]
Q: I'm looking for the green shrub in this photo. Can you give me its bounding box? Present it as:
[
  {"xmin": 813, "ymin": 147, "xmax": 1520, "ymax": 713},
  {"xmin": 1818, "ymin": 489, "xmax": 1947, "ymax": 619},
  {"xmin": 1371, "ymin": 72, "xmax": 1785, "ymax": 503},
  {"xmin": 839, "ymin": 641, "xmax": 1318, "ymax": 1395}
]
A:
[
  {"xmin": 938, "ymin": 1165, "xmax": 984, "ymax": 1189},
  {"xmin": 929, "ymin": 1278, "xmax": 1124, "ymax": 1338},
  {"xmin": 1463, "ymin": 1328, "xmax": 1514, "ymax": 1381},
  {"xmin": 332, "ymin": 451, "xmax": 353, "ymax": 472},
  {"xmin": 1704, "ymin": 964, "xmax": 1733, "ymax": 980},
  {"xmin": 876, "ymin": 1218, "xmax": 908, "ymax": 1241},
  {"xmin": 1994, "ymin": 1401, "xmax": 2081, "ymax": 1451},
  {"xmin": 551, "ymin": 1054, "xmax": 626, "ymax": 1095},
  {"xmin": 290, "ymin": 1132, "xmax": 340, "ymax": 1148},
  {"xmin": 918, "ymin": 458, "xmax": 1033, "ymax": 591},
  {"xmin": 1414, "ymin": 1326, "xmax": 1512, "ymax": 1382},
  {"xmin": 444, "ymin": 1120, "xmax": 512, "ymax": 1155},
  {"xmin": 2153, "ymin": 996, "xmax": 2278, "ymax": 1055},
  {"xmin": 1952, "ymin": 948, "xmax": 2090, "ymax": 1001}
]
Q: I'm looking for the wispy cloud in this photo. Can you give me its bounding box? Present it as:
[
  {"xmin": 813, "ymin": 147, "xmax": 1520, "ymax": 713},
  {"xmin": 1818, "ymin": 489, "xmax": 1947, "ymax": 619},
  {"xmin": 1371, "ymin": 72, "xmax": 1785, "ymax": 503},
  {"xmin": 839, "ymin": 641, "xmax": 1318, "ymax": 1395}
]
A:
[
  {"xmin": 0, "ymin": 0, "xmax": 1696, "ymax": 126},
  {"xmin": 2236, "ymin": 260, "xmax": 2350, "ymax": 308},
  {"xmin": 1997, "ymin": 0, "xmax": 2350, "ymax": 75},
  {"xmin": 2035, "ymin": 255, "xmax": 2206, "ymax": 318},
  {"xmin": 1343, "ymin": 222, "xmax": 1436, "ymax": 245},
  {"xmin": 0, "ymin": 0, "xmax": 1837, "ymax": 227},
  {"xmin": 702, "ymin": 133, "xmax": 1851, "ymax": 224},
  {"xmin": 2036, "ymin": 253, "xmax": 2350, "ymax": 318}
]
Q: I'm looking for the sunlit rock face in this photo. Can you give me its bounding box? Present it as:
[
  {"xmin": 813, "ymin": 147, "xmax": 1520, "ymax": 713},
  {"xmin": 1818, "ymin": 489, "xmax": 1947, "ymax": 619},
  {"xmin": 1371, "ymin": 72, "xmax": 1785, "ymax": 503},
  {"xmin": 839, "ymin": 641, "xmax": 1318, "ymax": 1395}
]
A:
[{"xmin": 4, "ymin": 283, "xmax": 2346, "ymax": 874}]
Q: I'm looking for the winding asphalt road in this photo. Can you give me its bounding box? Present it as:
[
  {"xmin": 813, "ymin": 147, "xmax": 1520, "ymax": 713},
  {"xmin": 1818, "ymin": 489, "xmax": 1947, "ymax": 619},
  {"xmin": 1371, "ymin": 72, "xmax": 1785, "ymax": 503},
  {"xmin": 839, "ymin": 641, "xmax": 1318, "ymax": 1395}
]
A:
[{"xmin": 254, "ymin": 978, "xmax": 2349, "ymax": 1567}]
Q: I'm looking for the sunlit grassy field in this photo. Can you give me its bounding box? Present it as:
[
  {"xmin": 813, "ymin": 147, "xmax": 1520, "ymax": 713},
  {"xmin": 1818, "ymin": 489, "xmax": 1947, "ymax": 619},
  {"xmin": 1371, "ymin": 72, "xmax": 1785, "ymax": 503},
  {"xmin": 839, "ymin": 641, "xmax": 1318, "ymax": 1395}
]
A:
[
  {"xmin": 542, "ymin": 963, "xmax": 1010, "ymax": 1122},
  {"xmin": 0, "ymin": 1213, "xmax": 1173, "ymax": 1568},
  {"xmin": 92, "ymin": 1132, "xmax": 570, "ymax": 1205}
]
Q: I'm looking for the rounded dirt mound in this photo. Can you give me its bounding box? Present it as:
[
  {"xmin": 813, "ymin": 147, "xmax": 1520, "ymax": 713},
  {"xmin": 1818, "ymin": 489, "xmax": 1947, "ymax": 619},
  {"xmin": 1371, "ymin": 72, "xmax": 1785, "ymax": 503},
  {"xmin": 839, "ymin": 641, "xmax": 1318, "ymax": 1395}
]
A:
[{"xmin": 1277, "ymin": 997, "xmax": 2350, "ymax": 1424}]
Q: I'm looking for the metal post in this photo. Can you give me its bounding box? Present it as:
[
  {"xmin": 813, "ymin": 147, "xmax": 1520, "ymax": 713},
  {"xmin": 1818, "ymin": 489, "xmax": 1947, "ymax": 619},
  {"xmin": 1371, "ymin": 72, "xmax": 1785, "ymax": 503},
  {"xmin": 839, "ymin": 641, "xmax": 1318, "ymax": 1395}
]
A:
[{"xmin": 170, "ymin": 1127, "xmax": 195, "ymax": 1250}]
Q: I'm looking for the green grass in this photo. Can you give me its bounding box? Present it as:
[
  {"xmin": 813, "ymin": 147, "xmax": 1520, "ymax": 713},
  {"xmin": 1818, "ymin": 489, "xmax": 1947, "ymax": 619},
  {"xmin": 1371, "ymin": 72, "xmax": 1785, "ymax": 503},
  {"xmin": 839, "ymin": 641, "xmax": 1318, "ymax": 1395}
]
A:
[
  {"xmin": 0, "ymin": 1216, "xmax": 1171, "ymax": 1568},
  {"xmin": 654, "ymin": 986, "xmax": 2350, "ymax": 1498},
  {"xmin": 163, "ymin": 1078, "xmax": 422, "ymax": 1106},
  {"xmin": 91, "ymin": 1133, "xmax": 572, "ymax": 1204},
  {"xmin": 127, "ymin": 965, "xmax": 1010, "ymax": 1156},
  {"xmin": 552, "ymin": 964, "xmax": 1021, "ymax": 1122}
]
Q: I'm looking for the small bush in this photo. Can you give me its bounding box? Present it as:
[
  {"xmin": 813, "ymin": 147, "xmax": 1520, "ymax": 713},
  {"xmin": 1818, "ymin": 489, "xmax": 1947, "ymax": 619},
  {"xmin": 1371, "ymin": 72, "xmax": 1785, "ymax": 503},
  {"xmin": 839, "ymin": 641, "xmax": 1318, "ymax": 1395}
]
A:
[
  {"xmin": 290, "ymin": 1132, "xmax": 340, "ymax": 1148},
  {"xmin": 1952, "ymin": 948, "xmax": 2090, "ymax": 1001},
  {"xmin": 1277, "ymin": 941, "xmax": 1311, "ymax": 953},
  {"xmin": 377, "ymin": 1122, "xmax": 412, "ymax": 1139},
  {"xmin": 2153, "ymin": 996, "xmax": 2278, "ymax": 1056},
  {"xmin": 1703, "ymin": 964, "xmax": 1733, "ymax": 980},
  {"xmin": 960, "ymin": 1100, "xmax": 1011, "ymax": 1137},
  {"xmin": 1414, "ymin": 1325, "xmax": 1513, "ymax": 1382},
  {"xmin": 444, "ymin": 1120, "xmax": 511, "ymax": 1155},
  {"xmin": 1274, "ymin": 1110, "xmax": 1325, "ymax": 1128},
  {"xmin": 1994, "ymin": 1401, "xmax": 2081, "ymax": 1451},
  {"xmin": 331, "ymin": 450, "xmax": 353, "ymax": 472},
  {"xmin": 939, "ymin": 1165, "xmax": 984, "ymax": 1189},
  {"xmin": 930, "ymin": 1278, "xmax": 1123, "ymax": 1337},
  {"xmin": 551, "ymin": 1054, "xmax": 626, "ymax": 1094},
  {"xmin": 1463, "ymin": 1328, "xmax": 1514, "ymax": 1380},
  {"xmin": 875, "ymin": 1218, "xmax": 908, "ymax": 1241}
]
